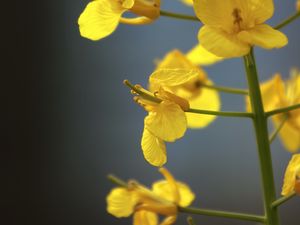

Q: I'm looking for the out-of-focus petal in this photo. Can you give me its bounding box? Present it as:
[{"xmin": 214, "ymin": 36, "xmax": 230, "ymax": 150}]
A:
[
  {"xmin": 185, "ymin": 80, "xmax": 220, "ymax": 128},
  {"xmin": 133, "ymin": 210, "xmax": 158, "ymax": 225},
  {"xmin": 152, "ymin": 180, "xmax": 195, "ymax": 207},
  {"xmin": 106, "ymin": 187, "xmax": 138, "ymax": 217},
  {"xmin": 281, "ymin": 154, "xmax": 300, "ymax": 196},
  {"xmin": 186, "ymin": 44, "xmax": 223, "ymax": 66}
]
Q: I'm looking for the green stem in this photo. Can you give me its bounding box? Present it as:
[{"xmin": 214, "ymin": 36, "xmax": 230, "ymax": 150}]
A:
[
  {"xmin": 179, "ymin": 207, "xmax": 265, "ymax": 223},
  {"xmin": 266, "ymin": 103, "xmax": 300, "ymax": 117},
  {"xmin": 244, "ymin": 49, "xmax": 280, "ymax": 225},
  {"xmin": 187, "ymin": 216, "xmax": 196, "ymax": 225},
  {"xmin": 107, "ymin": 174, "xmax": 127, "ymax": 187},
  {"xmin": 160, "ymin": 10, "xmax": 199, "ymax": 22},
  {"xmin": 274, "ymin": 11, "xmax": 300, "ymax": 30},
  {"xmin": 201, "ymin": 83, "xmax": 249, "ymax": 95},
  {"xmin": 271, "ymin": 192, "xmax": 296, "ymax": 208},
  {"xmin": 187, "ymin": 108, "xmax": 253, "ymax": 118},
  {"xmin": 269, "ymin": 116, "xmax": 288, "ymax": 144}
]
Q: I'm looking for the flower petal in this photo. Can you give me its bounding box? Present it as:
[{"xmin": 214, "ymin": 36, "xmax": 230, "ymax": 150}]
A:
[
  {"xmin": 106, "ymin": 187, "xmax": 138, "ymax": 217},
  {"xmin": 185, "ymin": 79, "xmax": 220, "ymax": 128},
  {"xmin": 273, "ymin": 116, "xmax": 300, "ymax": 153},
  {"xmin": 181, "ymin": 0, "xmax": 193, "ymax": 6},
  {"xmin": 149, "ymin": 68, "xmax": 201, "ymax": 88},
  {"xmin": 281, "ymin": 154, "xmax": 300, "ymax": 196},
  {"xmin": 145, "ymin": 101, "xmax": 187, "ymax": 142},
  {"xmin": 238, "ymin": 24, "xmax": 288, "ymax": 49},
  {"xmin": 193, "ymin": 0, "xmax": 236, "ymax": 31},
  {"xmin": 246, "ymin": 74, "xmax": 283, "ymax": 112},
  {"xmin": 186, "ymin": 44, "xmax": 223, "ymax": 66},
  {"xmin": 133, "ymin": 211, "xmax": 158, "ymax": 225},
  {"xmin": 78, "ymin": 0, "xmax": 125, "ymax": 41},
  {"xmin": 199, "ymin": 25, "xmax": 250, "ymax": 58},
  {"xmin": 141, "ymin": 128, "xmax": 167, "ymax": 167},
  {"xmin": 152, "ymin": 180, "xmax": 195, "ymax": 207}
]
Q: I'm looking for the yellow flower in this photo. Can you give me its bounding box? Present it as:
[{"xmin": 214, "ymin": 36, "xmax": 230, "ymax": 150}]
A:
[
  {"xmin": 107, "ymin": 167, "xmax": 195, "ymax": 225},
  {"xmin": 78, "ymin": 0, "xmax": 160, "ymax": 41},
  {"xmin": 193, "ymin": 0, "xmax": 288, "ymax": 58},
  {"xmin": 297, "ymin": 0, "xmax": 300, "ymax": 11},
  {"xmin": 281, "ymin": 154, "xmax": 300, "ymax": 196},
  {"xmin": 246, "ymin": 71, "xmax": 300, "ymax": 152},
  {"xmin": 126, "ymin": 77, "xmax": 191, "ymax": 166},
  {"xmin": 186, "ymin": 44, "xmax": 223, "ymax": 66},
  {"xmin": 181, "ymin": 0, "xmax": 193, "ymax": 6},
  {"xmin": 150, "ymin": 49, "xmax": 221, "ymax": 128}
]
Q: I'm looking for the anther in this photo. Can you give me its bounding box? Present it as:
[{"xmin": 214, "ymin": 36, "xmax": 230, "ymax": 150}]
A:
[{"xmin": 232, "ymin": 8, "xmax": 242, "ymax": 27}]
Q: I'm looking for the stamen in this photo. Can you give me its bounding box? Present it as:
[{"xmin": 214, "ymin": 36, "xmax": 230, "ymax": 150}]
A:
[{"xmin": 232, "ymin": 8, "xmax": 243, "ymax": 28}]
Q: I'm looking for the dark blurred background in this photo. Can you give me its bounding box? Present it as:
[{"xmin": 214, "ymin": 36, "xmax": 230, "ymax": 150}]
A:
[{"xmin": 5, "ymin": 0, "xmax": 300, "ymax": 224}]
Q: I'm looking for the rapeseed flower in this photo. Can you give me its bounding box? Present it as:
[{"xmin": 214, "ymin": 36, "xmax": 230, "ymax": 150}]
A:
[
  {"xmin": 246, "ymin": 71, "xmax": 300, "ymax": 152},
  {"xmin": 107, "ymin": 167, "xmax": 195, "ymax": 225},
  {"xmin": 186, "ymin": 44, "xmax": 223, "ymax": 66},
  {"xmin": 193, "ymin": 0, "xmax": 288, "ymax": 58},
  {"xmin": 281, "ymin": 154, "xmax": 300, "ymax": 196},
  {"xmin": 78, "ymin": 0, "xmax": 160, "ymax": 41},
  {"xmin": 150, "ymin": 49, "xmax": 221, "ymax": 128},
  {"xmin": 125, "ymin": 75, "xmax": 192, "ymax": 166}
]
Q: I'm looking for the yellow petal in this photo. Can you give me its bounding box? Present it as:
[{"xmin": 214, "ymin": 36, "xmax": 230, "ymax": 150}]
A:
[
  {"xmin": 181, "ymin": 0, "xmax": 193, "ymax": 6},
  {"xmin": 152, "ymin": 180, "xmax": 195, "ymax": 207},
  {"xmin": 273, "ymin": 116, "xmax": 300, "ymax": 153},
  {"xmin": 193, "ymin": 0, "xmax": 236, "ymax": 32},
  {"xmin": 106, "ymin": 187, "xmax": 138, "ymax": 217},
  {"xmin": 160, "ymin": 216, "xmax": 177, "ymax": 225},
  {"xmin": 281, "ymin": 154, "xmax": 300, "ymax": 196},
  {"xmin": 141, "ymin": 128, "xmax": 167, "ymax": 167},
  {"xmin": 199, "ymin": 25, "xmax": 250, "ymax": 58},
  {"xmin": 78, "ymin": 0, "xmax": 125, "ymax": 41},
  {"xmin": 122, "ymin": 0, "xmax": 135, "ymax": 9},
  {"xmin": 246, "ymin": 74, "xmax": 283, "ymax": 112},
  {"xmin": 133, "ymin": 211, "xmax": 158, "ymax": 225},
  {"xmin": 193, "ymin": 0, "xmax": 274, "ymax": 30},
  {"xmin": 238, "ymin": 24, "xmax": 288, "ymax": 49},
  {"xmin": 149, "ymin": 68, "xmax": 201, "ymax": 88},
  {"xmin": 186, "ymin": 44, "xmax": 223, "ymax": 66},
  {"xmin": 185, "ymin": 79, "xmax": 220, "ymax": 128},
  {"xmin": 156, "ymin": 49, "xmax": 197, "ymax": 70},
  {"xmin": 144, "ymin": 101, "xmax": 187, "ymax": 142}
]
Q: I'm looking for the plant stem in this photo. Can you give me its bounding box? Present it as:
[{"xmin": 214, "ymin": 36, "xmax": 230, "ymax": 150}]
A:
[
  {"xmin": 160, "ymin": 10, "xmax": 199, "ymax": 22},
  {"xmin": 274, "ymin": 11, "xmax": 300, "ymax": 30},
  {"xmin": 269, "ymin": 116, "xmax": 288, "ymax": 144},
  {"xmin": 244, "ymin": 49, "xmax": 280, "ymax": 225},
  {"xmin": 266, "ymin": 103, "xmax": 300, "ymax": 117},
  {"xmin": 201, "ymin": 83, "xmax": 249, "ymax": 95},
  {"xmin": 179, "ymin": 207, "xmax": 265, "ymax": 223},
  {"xmin": 271, "ymin": 192, "xmax": 296, "ymax": 208},
  {"xmin": 187, "ymin": 216, "xmax": 196, "ymax": 225},
  {"xmin": 107, "ymin": 174, "xmax": 127, "ymax": 187},
  {"xmin": 187, "ymin": 108, "xmax": 253, "ymax": 118}
]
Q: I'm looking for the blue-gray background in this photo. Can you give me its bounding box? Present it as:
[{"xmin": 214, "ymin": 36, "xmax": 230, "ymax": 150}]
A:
[{"xmin": 7, "ymin": 0, "xmax": 300, "ymax": 225}]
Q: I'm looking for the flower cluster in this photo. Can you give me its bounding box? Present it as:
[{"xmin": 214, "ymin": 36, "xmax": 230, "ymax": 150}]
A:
[
  {"xmin": 107, "ymin": 168, "xmax": 195, "ymax": 225},
  {"xmin": 77, "ymin": 0, "xmax": 300, "ymax": 224}
]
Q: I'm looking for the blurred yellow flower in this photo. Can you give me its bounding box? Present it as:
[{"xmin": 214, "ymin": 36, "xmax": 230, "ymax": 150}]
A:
[
  {"xmin": 297, "ymin": 0, "xmax": 300, "ymax": 11},
  {"xmin": 181, "ymin": 0, "xmax": 193, "ymax": 6},
  {"xmin": 151, "ymin": 49, "xmax": 221, "ymax": 128},
  {"xmin": 281, "ymin": 154, "xmax": 300, "ymax": 196},
  {"xmin": 126, "ymin": 74, "xmax": 192, "ymax": 166},
  {"xmin": 186, "ymin": 44, "xmax": 223, "ymax": 66},
  {"xmin": 78, "ymin": 0, "xmax": 160, "ymax": 41},
  {"xmin": 107, "ymin": 168, "xmax": 195, "ymax": 225},
  {"xmin": 193, "ymin": 0, "xmax": 288, "ymax": 58},
  {"xmin": 246, "ymin": 71, "xmax": 300, "ymax": 152}
]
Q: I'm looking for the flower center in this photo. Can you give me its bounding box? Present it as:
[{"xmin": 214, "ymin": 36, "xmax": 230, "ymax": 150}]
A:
[{"xmin": 232, "ymin": 8, "xmax": 243, "ymax": 31}]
